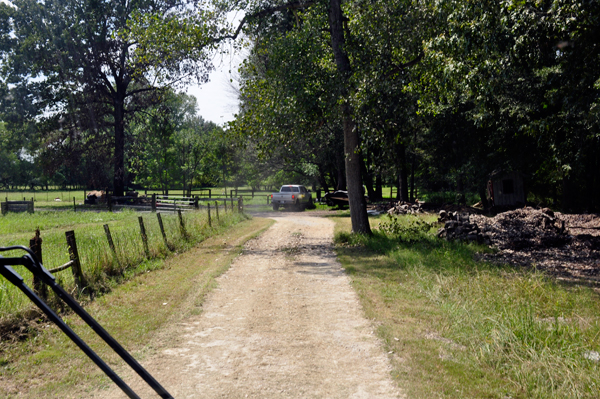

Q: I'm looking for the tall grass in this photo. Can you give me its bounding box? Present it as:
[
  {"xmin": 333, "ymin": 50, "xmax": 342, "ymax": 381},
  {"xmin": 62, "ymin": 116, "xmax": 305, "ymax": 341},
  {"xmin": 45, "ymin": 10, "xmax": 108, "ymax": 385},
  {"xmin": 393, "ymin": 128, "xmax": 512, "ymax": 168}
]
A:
[
  {"xmin": 334, "ymin": 215, "xmax": 600, "ymax": 398},
  {"xmin": 0, "ymin": 208, "xmax": 248, "ymax": 319}
]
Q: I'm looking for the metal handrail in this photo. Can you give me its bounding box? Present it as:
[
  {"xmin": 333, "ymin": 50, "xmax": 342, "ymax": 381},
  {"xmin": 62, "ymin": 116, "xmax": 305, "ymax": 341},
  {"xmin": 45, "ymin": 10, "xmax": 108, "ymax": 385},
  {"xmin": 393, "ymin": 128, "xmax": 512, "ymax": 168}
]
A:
[{"xmin": 0, "ymin": 246, "xmax": 173, "ymax": 399}]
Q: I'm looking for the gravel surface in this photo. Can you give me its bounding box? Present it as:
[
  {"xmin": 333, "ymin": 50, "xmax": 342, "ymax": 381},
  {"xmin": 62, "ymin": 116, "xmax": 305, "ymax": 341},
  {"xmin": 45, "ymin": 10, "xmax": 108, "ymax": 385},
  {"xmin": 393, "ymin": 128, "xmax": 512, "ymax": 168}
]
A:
[{"xmin": 93, "ymin": 214, "xmax": 403, "ymax": 398}]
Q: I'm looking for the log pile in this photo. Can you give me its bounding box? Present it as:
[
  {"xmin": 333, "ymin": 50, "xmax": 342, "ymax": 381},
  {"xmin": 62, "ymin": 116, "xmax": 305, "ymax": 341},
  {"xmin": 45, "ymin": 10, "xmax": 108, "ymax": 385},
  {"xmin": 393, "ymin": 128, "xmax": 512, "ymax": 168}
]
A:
[
  {"xmin": 387, "ymin": 201, "xmax": 424, "ymax": 215},
  {"xmin": 436, "ymin": 210, "xmax": 492, "ymax": 244},
  {"xmin": 466, "ymin": 208, "xmax": 600, "ymax": 282}
]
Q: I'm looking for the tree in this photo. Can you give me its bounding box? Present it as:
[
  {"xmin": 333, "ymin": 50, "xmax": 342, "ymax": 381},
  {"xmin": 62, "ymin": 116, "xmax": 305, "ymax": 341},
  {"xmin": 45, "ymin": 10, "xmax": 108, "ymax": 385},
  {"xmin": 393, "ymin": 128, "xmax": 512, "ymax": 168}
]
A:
[
  {"xmin": 175, "ymin": 116, "xmax": 223, "ymax": 195},
  {"xmin": 219, "ymin": 0, "xmax": 376, "ymax": 232},
  {"xmin": 128, "ymin": 91, "xmax": 224, "ymax": 193},
  {"xmin": 1, "ymin": 0, "xmax": 219, "ymax": 195},
  {"xmin": 416, "ymin": 0, "xmax": 600, "ymax": 211},
  {"xmin": 231, "ymin": 6, "xmax": 347, "ymax": 192}
]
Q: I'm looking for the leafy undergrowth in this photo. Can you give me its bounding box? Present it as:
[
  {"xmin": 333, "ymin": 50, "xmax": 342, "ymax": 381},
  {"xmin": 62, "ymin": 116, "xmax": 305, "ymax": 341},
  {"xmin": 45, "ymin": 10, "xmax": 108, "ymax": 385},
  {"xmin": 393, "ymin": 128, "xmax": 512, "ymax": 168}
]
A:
[{"xmin": 333, "ymin": 215, "xmax": 600, "ymax": 399}]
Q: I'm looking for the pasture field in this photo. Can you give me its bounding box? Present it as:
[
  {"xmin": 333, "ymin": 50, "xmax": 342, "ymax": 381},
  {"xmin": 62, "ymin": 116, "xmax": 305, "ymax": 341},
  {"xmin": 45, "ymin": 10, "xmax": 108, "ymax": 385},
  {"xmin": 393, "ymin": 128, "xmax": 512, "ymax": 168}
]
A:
[
  {"xmin": 0, "ymin": 207, "xmax": 248, "ymax": 319},
  {"xmin": 333, "ymin": 213, "xmax": 600, "ymax": 399}
]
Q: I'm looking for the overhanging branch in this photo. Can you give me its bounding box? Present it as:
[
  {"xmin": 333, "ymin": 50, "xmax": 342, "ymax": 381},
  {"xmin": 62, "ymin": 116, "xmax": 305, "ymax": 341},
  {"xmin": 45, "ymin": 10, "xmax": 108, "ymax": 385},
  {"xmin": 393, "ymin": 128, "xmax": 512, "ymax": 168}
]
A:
[{"xmin": 214, "ymin": 1, "xmax": 316, "ymax": 43}]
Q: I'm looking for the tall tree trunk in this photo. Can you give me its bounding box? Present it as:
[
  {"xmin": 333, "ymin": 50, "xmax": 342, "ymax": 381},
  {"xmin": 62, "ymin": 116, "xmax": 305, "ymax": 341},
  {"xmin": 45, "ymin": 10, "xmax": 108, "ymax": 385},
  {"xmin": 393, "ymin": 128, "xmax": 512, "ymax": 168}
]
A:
[
  {"xmin": 375, "ymin": 172, "xmax": 383, "ymax": 202},
  {"xmin": 360, "ymin": 157, "xmax": 376, "ymax": 201},
  {"xmin": 317, "ymin": 165, "xmax": 329, "ymax": 192},
  {"xmin": 336, "ymin": 164, "xmax": 346, "ymax": 190},
  {"xmin": 328, "ymin": 0, "xmax": 370, "ymax": 234},
  {"xmin": 397, "ymin": 143, "xmax": 409, "ymax": 201},
  {"xmin": 410, "ymin": 153, "xmax": 415, "ymax": 202},
  {"xmin": 335, "ymin": 151, "xmax": 346, "ymax": 190},
  {"xmin": 478, "ymin": 187, "xmax": 489, "ymax": 209},
  {"xmin": 398, "ymin": 168, "xmax": 408, "ymax": 201},
  {"xmin": 113, "ymin": 98, "xmax": 125, "ymax": 197}
]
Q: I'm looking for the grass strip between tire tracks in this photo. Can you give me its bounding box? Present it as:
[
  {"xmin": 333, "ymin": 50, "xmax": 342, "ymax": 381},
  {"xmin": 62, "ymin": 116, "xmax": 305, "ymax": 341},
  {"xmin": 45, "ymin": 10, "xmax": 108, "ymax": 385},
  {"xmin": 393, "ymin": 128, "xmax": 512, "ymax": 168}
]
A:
[{"xmin": 0, "ymin": 217, "xmax": 274, "ymax": 398}]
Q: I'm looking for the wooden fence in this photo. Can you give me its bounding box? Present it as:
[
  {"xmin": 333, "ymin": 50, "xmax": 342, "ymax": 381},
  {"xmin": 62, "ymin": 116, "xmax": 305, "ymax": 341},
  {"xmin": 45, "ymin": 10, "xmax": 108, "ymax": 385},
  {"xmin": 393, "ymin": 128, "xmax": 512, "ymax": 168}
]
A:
[
  {"xmin": 1, "ymin": 199, "xmax": 35, "ymax": 215},
  {"xmin": 25, "ymin": 200, "xmax": 243, "ymax": 299},
  {"xmin": 65, "ymin": 194, "xmax": 243, "ymax": 214}
]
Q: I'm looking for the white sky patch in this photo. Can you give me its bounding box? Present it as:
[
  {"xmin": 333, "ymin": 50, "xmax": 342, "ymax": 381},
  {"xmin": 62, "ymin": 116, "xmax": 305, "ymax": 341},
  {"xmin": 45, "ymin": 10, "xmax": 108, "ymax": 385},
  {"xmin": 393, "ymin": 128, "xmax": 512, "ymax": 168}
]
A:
[
  {"xmin": 186, "ymin": 52, "xmax": 242, "ymax": 125},
  {"xmin": 186, "ymin": 10, "xmax": 245, "ymax": 126}
]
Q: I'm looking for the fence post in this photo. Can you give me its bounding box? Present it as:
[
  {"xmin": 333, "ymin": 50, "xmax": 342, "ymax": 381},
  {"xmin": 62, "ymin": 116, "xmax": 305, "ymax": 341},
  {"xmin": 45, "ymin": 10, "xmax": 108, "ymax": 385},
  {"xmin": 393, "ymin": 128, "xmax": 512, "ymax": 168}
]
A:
[
  {"xmin": 215, "ymin": 201, "xmax": 219, "ymax": 221},
  {"xmin": 173, "ymin": 197, "xmax": 176, "ymax": 213},
  {"xmin": 29, "ymin": 229, "xmax": 47, "ymax": 300},
  {"xmin": 230, "ymin": 198, "xmax": 234, "ymax": 213},
  {"xmin": 73, "ymin": 197, "xmax": 76, "ymax": 212},
  {"xmin": 177, "ymin": 210, "xmax": 187, "ymax": 238},
  {"xmin": 152, "ymin": 194, "xmax": 156, "ymax": 212},
  {"xmin": 194, "ymin": 196, "xmax": 199, "ymax": 209},
  {"xmin": 1, "ymin": 202, "xmax": 6, "ymax": 215},
  {"xmin": 138, "ymin": 216, "xmax": 150, "ymax": 258},
  {"xmin": 29, "ymin": 197, "xmax": 34, "ymax": 213},
  {"xmin": 65, "ymin": 230, "xmax": 88, "ymax": 293},
  {"xmin": 207, "ymin": 203, "xmax": 212, "ymax": 227},
  {"xmin": 107, "ymin": 194, "xmax": 112, "ymax": 212},
  {"xmin": 103, "ymin": 224, "xmax": 121, "ymax": 269},
  {"xmin": 157, "ymin": 213, "xmax": 171, "ymax": 250}
]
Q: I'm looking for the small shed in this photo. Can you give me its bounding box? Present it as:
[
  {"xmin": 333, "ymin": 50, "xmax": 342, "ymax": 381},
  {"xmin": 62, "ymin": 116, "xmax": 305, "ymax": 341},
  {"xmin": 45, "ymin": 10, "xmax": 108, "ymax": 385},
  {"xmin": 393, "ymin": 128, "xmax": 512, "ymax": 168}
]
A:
[{"xmin": 488, "ymin": 170, "xmax": 525, "ymax": 206}]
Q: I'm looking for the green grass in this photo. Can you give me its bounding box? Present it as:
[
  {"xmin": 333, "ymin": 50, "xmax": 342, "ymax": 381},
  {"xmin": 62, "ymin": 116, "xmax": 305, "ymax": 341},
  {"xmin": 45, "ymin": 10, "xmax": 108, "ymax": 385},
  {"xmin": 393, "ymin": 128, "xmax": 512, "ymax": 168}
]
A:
[
  {"xmin": 0, "ymin": 208, "xmax": 249, "ymax": 320},
  {"xmin": 333, "ymin": 214, "xmax": 600, "ymax": 399}
]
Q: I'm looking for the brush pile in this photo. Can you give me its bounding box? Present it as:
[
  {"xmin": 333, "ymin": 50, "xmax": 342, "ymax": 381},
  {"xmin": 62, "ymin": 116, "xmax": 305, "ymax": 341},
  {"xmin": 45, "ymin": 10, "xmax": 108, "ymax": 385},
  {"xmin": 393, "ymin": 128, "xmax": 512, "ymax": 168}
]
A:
[{"xmin": 471, "ymin": 208, "xmax": 600, "ymax": 282}]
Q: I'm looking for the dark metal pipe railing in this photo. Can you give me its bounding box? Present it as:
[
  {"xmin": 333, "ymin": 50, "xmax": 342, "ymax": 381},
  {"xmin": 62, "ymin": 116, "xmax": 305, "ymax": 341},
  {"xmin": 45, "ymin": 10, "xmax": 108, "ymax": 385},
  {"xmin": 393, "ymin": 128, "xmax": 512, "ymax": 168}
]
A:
[{"xmin": 0, "ymin": 246, "xmax": 173, "ymax": 399}]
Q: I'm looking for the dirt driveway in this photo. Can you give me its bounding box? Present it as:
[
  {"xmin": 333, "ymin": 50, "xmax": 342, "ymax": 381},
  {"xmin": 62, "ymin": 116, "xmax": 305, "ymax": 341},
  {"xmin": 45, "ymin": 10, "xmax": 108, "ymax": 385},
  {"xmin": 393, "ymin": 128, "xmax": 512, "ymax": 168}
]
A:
[{"xmin": 94, "ymin": 213, "xmax": 403, "ymax": 398}]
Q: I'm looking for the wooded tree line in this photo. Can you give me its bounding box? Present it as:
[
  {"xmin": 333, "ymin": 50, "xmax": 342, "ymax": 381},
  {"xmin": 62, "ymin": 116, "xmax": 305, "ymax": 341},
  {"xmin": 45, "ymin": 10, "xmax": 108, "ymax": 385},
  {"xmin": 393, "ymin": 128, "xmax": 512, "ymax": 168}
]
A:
[
  {"xmin": 2, "ymin": 0, "xmax": 599, "ymax": 233},
  {"xmin": 230, "ymin": 0, "xmax": 599, "ymax": 222}
]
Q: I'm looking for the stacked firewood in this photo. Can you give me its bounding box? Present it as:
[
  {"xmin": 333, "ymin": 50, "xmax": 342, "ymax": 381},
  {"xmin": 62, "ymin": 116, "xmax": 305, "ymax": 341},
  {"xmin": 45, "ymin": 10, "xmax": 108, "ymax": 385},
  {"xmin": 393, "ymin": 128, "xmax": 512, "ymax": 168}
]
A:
[{"xmin": 436, "ymin": 210, "xmax": 492, "ymax": 244}]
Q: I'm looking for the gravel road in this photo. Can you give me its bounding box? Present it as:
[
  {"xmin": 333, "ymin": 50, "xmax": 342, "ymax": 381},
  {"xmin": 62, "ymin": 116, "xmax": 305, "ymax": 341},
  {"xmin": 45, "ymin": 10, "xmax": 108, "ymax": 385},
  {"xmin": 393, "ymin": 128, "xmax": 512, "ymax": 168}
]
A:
[{"xmin": 94, "ymin": 214, "xmax": 404, "ymax": 398}]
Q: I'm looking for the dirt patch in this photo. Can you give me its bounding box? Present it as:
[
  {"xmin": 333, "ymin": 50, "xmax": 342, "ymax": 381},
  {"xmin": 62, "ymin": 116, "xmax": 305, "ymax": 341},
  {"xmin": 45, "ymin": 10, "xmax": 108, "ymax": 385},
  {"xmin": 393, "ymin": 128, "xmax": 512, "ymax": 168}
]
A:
[{"xmin": 92, "ymin": 215, "xmax": 403, "ymax": 398}]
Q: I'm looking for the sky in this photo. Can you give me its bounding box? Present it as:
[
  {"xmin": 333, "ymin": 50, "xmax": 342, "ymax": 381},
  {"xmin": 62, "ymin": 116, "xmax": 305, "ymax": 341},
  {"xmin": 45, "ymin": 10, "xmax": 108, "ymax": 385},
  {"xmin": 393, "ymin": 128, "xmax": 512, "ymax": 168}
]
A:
[
  {"xmin": 186, "ymin": 12, "xmax": 246, "ymax": 126},
  {"xmin": 186, "ymin": 52, "xmax": 243, "ymax": 126}
]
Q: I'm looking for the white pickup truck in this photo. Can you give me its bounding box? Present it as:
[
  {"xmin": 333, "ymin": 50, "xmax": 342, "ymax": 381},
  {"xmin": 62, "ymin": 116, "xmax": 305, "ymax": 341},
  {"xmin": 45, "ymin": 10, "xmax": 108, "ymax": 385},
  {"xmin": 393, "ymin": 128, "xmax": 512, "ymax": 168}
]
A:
[{"xmin": 270, "ymin": 185, "xmax": 313, "ymax": 211}]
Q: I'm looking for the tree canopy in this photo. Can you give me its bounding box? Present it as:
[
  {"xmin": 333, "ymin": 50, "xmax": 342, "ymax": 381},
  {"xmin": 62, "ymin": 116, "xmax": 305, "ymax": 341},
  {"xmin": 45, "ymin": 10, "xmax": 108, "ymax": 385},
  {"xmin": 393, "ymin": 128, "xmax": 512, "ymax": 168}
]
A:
[{"xmin": 0, "ymin": 0, "xmax": 221, "ymax": 195}]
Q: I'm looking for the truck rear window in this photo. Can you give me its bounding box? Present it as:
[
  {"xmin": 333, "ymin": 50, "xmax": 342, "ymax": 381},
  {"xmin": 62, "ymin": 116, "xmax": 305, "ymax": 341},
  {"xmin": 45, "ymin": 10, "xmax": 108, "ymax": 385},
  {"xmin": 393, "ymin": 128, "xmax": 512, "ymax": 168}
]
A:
[{"xmin": 281, "ymin": 187, "xmax": 292, "ymax": 192}]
